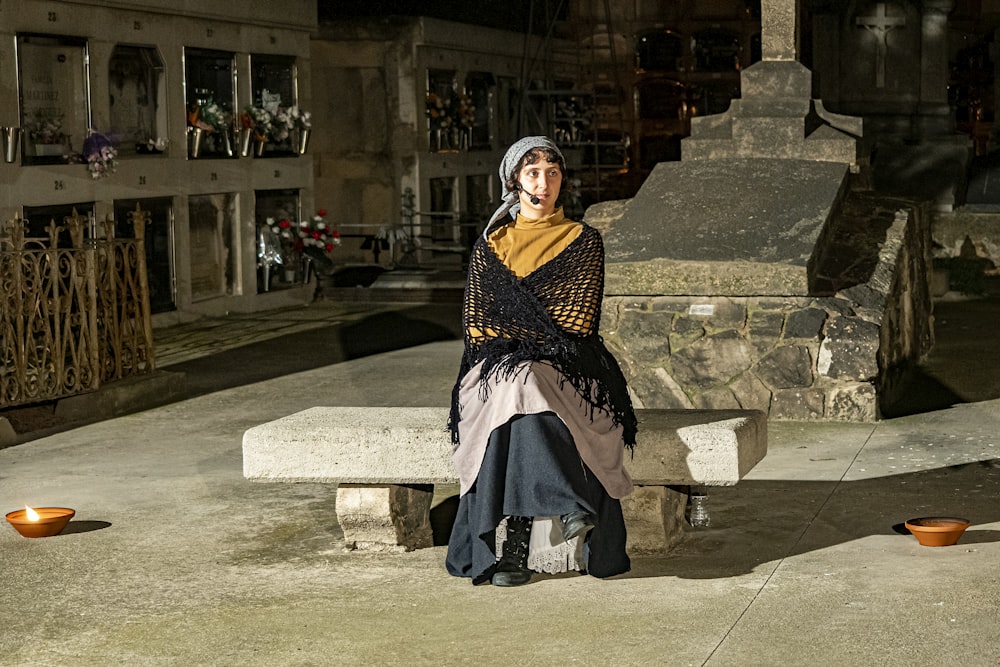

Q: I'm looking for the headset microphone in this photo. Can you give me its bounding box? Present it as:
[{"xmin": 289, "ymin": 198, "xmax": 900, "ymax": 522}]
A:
[{"xmin": 516, "ymin": 182, "xmax": 541, "ymax": 205}]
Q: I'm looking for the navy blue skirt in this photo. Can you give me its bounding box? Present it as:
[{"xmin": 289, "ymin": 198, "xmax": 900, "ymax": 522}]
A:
[{"xmin": 446, "ymin": 411, "xmax": 629, "ymax": 582}]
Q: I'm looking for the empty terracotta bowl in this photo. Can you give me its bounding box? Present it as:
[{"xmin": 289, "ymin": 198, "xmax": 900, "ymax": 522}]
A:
[
  {"xmin": 905, "ymin": 516, "xmax": 970, "ymax": 547},
  {"xmin": 5, "ymin": 507, "xmax": 75, "ymax": 538}
]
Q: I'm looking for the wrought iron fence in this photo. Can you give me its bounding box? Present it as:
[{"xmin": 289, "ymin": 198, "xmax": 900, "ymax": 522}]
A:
[{"xmin": 0, "ymin": 206, "xmax": 155, "ymax": 408}]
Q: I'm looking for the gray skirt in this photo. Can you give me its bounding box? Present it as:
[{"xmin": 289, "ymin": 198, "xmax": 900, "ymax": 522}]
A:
[{"xmin": 445, "ymin": 411, "xmax": 630, "ymax": 583}]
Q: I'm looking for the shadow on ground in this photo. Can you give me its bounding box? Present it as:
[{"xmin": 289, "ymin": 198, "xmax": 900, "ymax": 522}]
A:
[
  {"xmin": 0, "ymin": 303, "xmax": 462, "ymax": 444},
  {"xmin": 881, "ymin": 294, "xmax": 1000, "ymax": 418},
  {"xmin": 61, "ymin": 521, "xmax": 113, "ymax": 535},
  {"xmin": 425, "ymin": 457, "xmax": 1000, "ymax": 580},
  {"xmin": 163, "ymin": 304, "xmax": 461, "ymax": 399},
  {"xmin": 629, "ymin": 457, "xmax": 1000, "ymax": 579}
]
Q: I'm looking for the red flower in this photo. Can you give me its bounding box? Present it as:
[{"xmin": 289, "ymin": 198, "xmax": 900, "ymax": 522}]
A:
[
  {"xmin": 317, "ymin": 209, "xmax": 327, "ymax": 217},
  {"xmin": 278, "ymin": 219, "xmax": 291, "ymax": 229},
  {"xmin": 332, "ymin": 230, "xmax": 341, "ymax": 239},
  {"xmin": 293, "ymin": 239, "xmax": 304, "ymax": 251},
  {"xmin": 311, "ymin": 231, "xmax": 321, "ymax": 239},
  {"xmin": 324, "ymin": 243, "xmax": 334, "ymax": 252}
]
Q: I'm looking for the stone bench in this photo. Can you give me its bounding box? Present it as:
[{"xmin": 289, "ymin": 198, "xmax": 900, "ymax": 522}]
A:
[{"xmin": 242, "ymin": 406, "xmax": 767, "ymax": 554}]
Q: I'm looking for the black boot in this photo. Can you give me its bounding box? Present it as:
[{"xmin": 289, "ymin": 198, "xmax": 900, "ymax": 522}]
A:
[
  {"xmin": 560, "ymin": 510, "xmax": 596, "ymax": 542},
  {"xmin": 492, "ymin": 516, "xmax": 533, "ymax": 587}
]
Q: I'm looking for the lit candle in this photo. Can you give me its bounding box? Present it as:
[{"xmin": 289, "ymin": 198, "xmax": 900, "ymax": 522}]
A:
[{"xmin": 5, "ymin": 505, "xmax": 75, "ymax": 538}]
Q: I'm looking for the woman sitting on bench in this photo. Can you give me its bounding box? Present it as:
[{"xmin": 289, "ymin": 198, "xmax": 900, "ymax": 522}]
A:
[{"xmin": 446, "ymin": 136, "xmax": 638, "ymax": 586}]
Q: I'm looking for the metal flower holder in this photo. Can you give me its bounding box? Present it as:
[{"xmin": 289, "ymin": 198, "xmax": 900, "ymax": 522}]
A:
[{"xmin": 2, "ymin": 127, "xmax": 21, "ymax": 163}]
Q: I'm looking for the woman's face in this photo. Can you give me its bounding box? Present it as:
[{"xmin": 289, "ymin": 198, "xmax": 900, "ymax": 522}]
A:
[{"xmin": 516, "ymin": 158, "xmax": 562, "ymax": 219}]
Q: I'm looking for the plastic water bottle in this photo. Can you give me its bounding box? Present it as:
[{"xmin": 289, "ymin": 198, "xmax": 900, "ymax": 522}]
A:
[{"xmin": 687, "ymin": 487, "xmax": 710, "ymax": 528}]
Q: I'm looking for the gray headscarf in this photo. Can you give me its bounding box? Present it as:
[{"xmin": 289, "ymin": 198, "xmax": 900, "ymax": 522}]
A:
[{"xmin": 483, "ymin": 136, "xmax": 565, "ymax": 240}]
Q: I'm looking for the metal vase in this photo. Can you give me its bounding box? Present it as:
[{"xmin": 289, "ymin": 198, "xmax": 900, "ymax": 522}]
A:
[
  {"xmin": 238, "ymin": 128, "xmax": 253, "ymax": 157},
  {"xmin": 188, "ymin": 127, "xmax": 205, "ymax": 159},
  {"xmin": 296, "ymin": 128, "xmax": 311, "ymax": 155},
  {"xmin": 301, "ymin": 255, "xmax": 313, "ymax": 283},
  {"xmin": 260, "ymin": 263, "xmax": 271, "ymax": 292},
  {"xmin": 3, "ymin": 126, "xmax": 22, "ymax": 163},
  {"xmin": 221, "ymin": 128, "xmax": 234, "ymax": 157},
  {"xmin": 254, "ymin": 138, "xmax": 267, "ymax": 157}
]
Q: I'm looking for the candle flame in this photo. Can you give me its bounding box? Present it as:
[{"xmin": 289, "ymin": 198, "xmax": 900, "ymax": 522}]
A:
[{"xmin": 25, "ymin": 505, "xmax": 39, "ymax": 522}]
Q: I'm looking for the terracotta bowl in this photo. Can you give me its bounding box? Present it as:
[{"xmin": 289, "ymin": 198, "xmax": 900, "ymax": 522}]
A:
[
  {"xmin": 5, "ymin": 507, "xmax": 75, "ymax": 538},
  {"xmin": 905, "ymin": 516, "xmax": 970, "ymax": 547}
]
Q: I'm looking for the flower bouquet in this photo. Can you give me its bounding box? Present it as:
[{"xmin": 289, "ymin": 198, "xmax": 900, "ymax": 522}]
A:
[
  {"xmin": 189, "ymin": 99, "xmax": 231, "ymax": 133},
  {"xmin": 266, "ymin": 209, "xmax": 340, "ymax": 282},
  {"xmin": 288, "ymin": 106, "xmax": 312, "ymax": 131},
  {"xmin": 269, "ymin": 109, "xmax": 292, "ymax": 142},
  {"xmin": 426, "ymin": 92, "xmax": 454, "ymax": 132},
  {"xmin": 188, "ymin": 100, "xmax": 233, "ymax": 156},
  {"xmin": 24, "ymin": 111, "xmax": 70, "ymax": 157},
  {"xmin": 243, "ymin": 104, "xmax": 311, "ymax": 154},
  {"xmin": 243, "ymin": 105, "xmax": 273, "ymax": 142},
  {"xmin": 456, "ymin": 93, "xmax": 476, "ymax": 129},
  {"xmin": 81, "ymin": 130, "xmax": 118, "ymax": 179},
  {"xmin": 270, "ymin": 105, "xmax": 311, "ymax": 141},
  {"xmin": 426, "ymin": 91, "xmax": 474, "ymax": 150},
  {"xmin": 297, "ymin": 209, "xmax": 340, "ymax": 254},
  {"xmin": 241, "ymin": 106, "xmax": 271, "ymax": 156},
  {"xmin": 284, "ymin": 105, "xmax": 312, "ymax": 154},
  {"xmin": 297, "ymin": 208, "xmax": 339, "ymax": 276}
]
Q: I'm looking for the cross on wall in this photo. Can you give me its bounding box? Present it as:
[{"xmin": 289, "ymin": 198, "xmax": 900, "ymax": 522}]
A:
[{"xmin": 856, "ymin": 2, "xmax": 906, "ymax": 88}]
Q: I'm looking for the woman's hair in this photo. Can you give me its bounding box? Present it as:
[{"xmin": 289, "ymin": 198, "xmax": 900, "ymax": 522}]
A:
[{"xmin": 504, "ymin": 146, "xmax": 567, "ymax": 193}]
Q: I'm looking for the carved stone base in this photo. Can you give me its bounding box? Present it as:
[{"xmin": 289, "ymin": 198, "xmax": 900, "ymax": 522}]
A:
[
  {"xmin": 334, "ymin": 481, "xmax": 691, "ymax": 555},
  {"xmin": 335, "ymin": 483, "xmax": 433, "ymax": 552},
  {"xmin": 621, "ymin": 485, "xmax": 687, "ymax": 555}
]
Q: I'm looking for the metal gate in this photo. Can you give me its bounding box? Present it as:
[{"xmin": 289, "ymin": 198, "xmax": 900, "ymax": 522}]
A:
[{"xmin": 1, "ymin": 206, "xmax": 155, "ymax": 408}]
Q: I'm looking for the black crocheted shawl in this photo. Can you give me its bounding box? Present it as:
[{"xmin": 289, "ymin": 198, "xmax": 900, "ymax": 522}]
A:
[{"xmin": 448, "ymin": 222, "xmax": 637, "ymax": 449}]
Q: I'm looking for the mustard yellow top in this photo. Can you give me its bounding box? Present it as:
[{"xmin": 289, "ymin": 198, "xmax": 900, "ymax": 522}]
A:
[
  {"xmin": 487, "ymin": 208, "xmax": 583, "ymax": 279},
  {"xmin": 476, "ymin": 208, "xmax": 592, "ymax": 337}
]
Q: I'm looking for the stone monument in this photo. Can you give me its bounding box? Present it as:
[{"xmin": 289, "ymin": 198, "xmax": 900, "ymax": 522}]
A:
[
  {"xmin": 682, "ymin": 0, "xmax": 861, "ymax": 165},
  {"xmin": 587, "ymin": 0, "xmax": 934, "ymax": 422}
]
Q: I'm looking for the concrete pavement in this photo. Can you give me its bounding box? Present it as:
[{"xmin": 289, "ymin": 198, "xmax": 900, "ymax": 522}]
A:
[{"xmin": 1, "ymin": 297, "xmax": 999, "ymax": 666}]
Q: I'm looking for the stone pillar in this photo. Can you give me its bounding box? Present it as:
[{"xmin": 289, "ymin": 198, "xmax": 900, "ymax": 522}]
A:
[
  {"xmin": 620, "ymin": 485, "xmax": 687, "ymax": 554},
  {"xmin": 335, "ymin": 483, "xmax": 434, "ymax": 552}
]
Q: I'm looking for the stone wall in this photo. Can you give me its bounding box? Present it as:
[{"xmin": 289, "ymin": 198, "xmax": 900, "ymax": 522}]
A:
[{"xmin": 600, "ymin": 199, "xmax": 933, "ymax": 421}]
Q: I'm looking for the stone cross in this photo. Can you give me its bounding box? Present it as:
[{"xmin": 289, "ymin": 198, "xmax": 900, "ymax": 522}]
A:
[
  {"xmin": 856, "ymin": 3, "xmax": 906, "ymax": 88},
  {"xmin": 760, "ymin": 0, "xmax": 798, "ymax": 61}
]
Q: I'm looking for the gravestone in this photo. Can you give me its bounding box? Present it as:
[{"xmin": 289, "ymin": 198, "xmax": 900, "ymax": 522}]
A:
[
  {"xmin": 587, "ymin": 0, "xmax": 934, "ymax": 422},
  {"xmin": 810, "ymin": 0, "xmax": 969, "ymax": 210}
]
